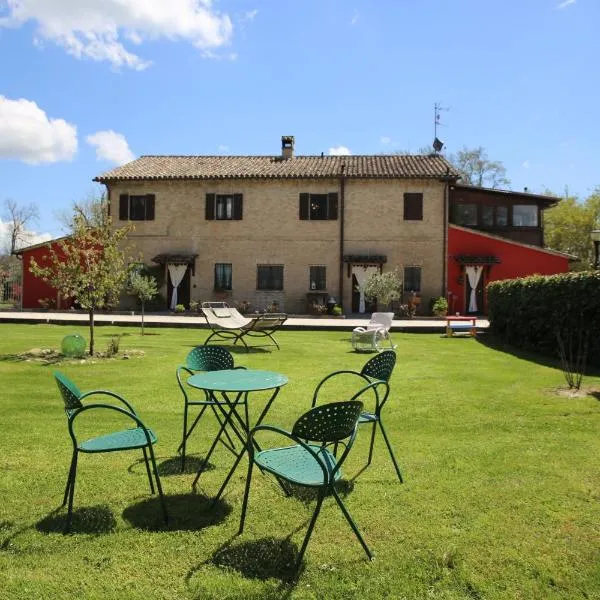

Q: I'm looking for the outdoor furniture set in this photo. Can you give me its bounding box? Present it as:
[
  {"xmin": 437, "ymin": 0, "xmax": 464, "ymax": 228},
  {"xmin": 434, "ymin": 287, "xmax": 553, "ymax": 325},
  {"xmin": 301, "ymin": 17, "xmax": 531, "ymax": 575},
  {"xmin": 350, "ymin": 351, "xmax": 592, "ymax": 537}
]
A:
[{"xmin": 53, "ymin": 345, "xmax": 402, "ymax": 571}]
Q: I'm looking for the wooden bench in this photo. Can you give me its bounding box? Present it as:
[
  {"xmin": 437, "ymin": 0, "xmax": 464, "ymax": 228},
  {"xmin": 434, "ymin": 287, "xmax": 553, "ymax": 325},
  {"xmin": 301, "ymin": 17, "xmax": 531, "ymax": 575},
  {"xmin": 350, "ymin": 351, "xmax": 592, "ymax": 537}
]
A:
[{"xmin": 445, "ymin": 316, "xmax": 477, "ymax": 337}]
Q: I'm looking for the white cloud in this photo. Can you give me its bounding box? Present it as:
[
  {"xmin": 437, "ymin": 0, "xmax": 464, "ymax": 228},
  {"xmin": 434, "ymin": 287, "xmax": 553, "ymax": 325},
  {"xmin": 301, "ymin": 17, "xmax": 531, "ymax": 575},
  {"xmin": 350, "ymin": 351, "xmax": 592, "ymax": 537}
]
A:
[
  {"xmin": 217, "ymin": 144, "xmax": 229, "ymax": 152},
  {"xmin": 380, "ymin": 136, "xmax": 391, "ymax": 145},
  {"xmin": 0, "ymin": 220, "xmax": 53, "ymax": 252},
  {"xmin": 86, "ymin": 130, "xmax": 135, "ymax": 165},
  {"xmin": 243, "ymin": 10, "xmax": 258, "ymax": 21},
  {"xmin": 556, "ymin": 0, "xmax": 575, "ymax": 8},
  {"xmin": 350, "ymin": 11, "xmax": 359, "ymax": 25},
  {"xmin": 0, "ymin": 0, "xmax": 234, "ymax": 70},
  {"xmin": 0, "ymin": 95, "xmax": 77, "ymax": 164},
  {"xmin": 328, "ymin": 145, "xmax": 351, "ymax": 156},
  {"xmin": 522, "ymin": 160, "xmax": 530, "ymax": 169}
]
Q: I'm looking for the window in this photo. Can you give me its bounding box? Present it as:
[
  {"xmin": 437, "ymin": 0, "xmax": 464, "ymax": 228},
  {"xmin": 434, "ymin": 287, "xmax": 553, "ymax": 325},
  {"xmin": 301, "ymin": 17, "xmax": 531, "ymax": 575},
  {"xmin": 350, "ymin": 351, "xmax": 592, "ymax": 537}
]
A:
[
  {"xmin": 214, "ymin": 263, "xmax": 232, "ymax": 291},
  {"xmin": 299, "ymin": 193, "xmax": 338, "ymax": 220},
  {"xmin": 309, "ymin": 266, "xmax": 326, "ymax": 290},
  {"xmin": 205, "ymin": 194, "xmax": 243, "ymax": 220},
  {"xmin": 452, "ymin": 203, "xmax": 478, "ymax": 226},
  {"xmin": 496, "ymin": 206, "xmax": 508, "ymax": 226},
  {"xmin": 403, "ymin": 193, "xmax": 423, "ymax": 220},
  {"xmin": 119, "ymin": 194, "xmax": 155, "ymax": 221},
  {"xmin": 403, "ymin": 266, "xmax": 421, "ymax": 293},
  {"xmin": 482, "ymin": 205, "xmax": 494, "ymax": 226},
  {"xmin": 512, "ymin": 205, "xmax": 538, "ymax": 227},
  {"xmin": 257, "ymin": 265, "xmax": 283, "ymax": 290}
]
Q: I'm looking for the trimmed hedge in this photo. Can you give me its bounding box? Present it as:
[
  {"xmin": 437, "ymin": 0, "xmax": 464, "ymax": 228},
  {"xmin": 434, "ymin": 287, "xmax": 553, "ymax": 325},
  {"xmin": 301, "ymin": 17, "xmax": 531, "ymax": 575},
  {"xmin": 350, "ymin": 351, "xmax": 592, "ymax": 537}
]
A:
[{"xmin": 487, "ymin": 271, "xmax": 600, "ymax": 367}]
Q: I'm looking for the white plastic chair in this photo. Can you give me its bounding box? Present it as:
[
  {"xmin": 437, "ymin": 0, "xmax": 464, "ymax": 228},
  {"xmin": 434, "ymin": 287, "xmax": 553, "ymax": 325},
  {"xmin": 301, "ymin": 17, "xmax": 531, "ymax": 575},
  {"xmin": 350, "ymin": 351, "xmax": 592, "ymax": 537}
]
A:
[{"xmin": 352, "ymin": 312, "xmax": 396, "ymax": 352}]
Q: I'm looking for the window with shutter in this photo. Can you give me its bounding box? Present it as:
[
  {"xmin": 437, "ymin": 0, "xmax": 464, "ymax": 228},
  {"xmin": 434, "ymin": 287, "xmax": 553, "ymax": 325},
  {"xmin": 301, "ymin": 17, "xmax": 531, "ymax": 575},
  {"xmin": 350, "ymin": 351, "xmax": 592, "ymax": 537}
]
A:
[
  {"xmin": 119, "ymin": 194, "xmax": 129, "ymax": 220},
  {"xmin": 257, "ymin": 265, "xmax": 284, "ymax": 290},
  {"xmin": 309, "ymin": 266, "xmax": 326, "ymax": 290},
  {"xmin": 214, "ymin": 263, "xmax": 232, "ymax": 290},
  {"xmin": 205, "ymin": 194, "xmax": 244, "ymax": 220},
  {"xmin": 403, "ymin": 193, "xmax": 423, "ymax": 221},
  {"xmin": 403, "ymin": 266, "xmax": 422, "ymax": 293},
  {"xmin": 299, "ymin": 193, "xmax": 339, "ymax": 220}
]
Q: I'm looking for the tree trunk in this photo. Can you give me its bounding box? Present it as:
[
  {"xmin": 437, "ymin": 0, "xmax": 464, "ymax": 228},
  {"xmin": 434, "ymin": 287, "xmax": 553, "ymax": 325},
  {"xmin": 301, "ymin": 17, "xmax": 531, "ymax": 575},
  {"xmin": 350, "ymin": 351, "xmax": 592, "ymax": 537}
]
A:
[
  {"xmin": 88, "ymin": 307, "xmax": 95, "ymax": 355},
  {"xmin": 141, "ymin": 301, "xmax": 145, "ymax": 336}
]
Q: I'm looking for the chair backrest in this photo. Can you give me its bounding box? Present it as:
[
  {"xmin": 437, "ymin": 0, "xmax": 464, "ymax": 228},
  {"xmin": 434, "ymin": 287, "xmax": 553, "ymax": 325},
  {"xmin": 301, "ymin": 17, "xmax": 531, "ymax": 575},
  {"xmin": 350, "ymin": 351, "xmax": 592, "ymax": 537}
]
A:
[
  {"xmin": 54, "ymin": 371, "xmax": 83, "ymax": 412},
  {"xmin": 201, "ymin": 302, "xmax": 252, "ymax": 329},
  {"xmin": 361, "ymin": 350, "xmax": 396, "ymax": 382},
  {"xmin": 367, "ymin": 312, "xmax": 394, "ymax": 332},
  {"xmin": 292, "ymin": 401, "xmax": 363, "ymax": 443},
  {"xmin": 185, "ymin": 345, "xmax": 235, "ymax": 371}
]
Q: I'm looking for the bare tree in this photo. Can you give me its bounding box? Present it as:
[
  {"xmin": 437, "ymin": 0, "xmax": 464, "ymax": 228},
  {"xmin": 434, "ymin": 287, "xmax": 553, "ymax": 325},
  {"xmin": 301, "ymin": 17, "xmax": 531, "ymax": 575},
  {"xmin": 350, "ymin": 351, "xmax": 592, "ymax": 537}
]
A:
[
  {"xmin": 2, "ymin": 198, "xmax": 40, "ymax": 254},
  {"xmin": 448, "ymin": 146, "xmax": 510, "ymax": 189}
]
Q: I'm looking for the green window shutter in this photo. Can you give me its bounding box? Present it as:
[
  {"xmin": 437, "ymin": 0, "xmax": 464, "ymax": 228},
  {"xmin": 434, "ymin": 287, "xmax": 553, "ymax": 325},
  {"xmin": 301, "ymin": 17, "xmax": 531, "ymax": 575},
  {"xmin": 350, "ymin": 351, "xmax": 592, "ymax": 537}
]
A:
[
  {"xmin": 233, "ymin": 194, "xmax": 243, "ymax": 220},
  {"xmin": 146, "ymin": 194, "xmax": 155, "ymax": 220},
  {"xmin": 205, "ymin": 193, "xmax": 215, "ymax": 220},
  {"xmin": 328, "ymin": 192, "xmax": 338, "ymax": 220},
  {"xmin": 299, "ymin": 193, "xmax": 309, "ymax": 220},
  {"xmin": 119, "ymin": 194, "xmax": 129, "ymax": 220}
]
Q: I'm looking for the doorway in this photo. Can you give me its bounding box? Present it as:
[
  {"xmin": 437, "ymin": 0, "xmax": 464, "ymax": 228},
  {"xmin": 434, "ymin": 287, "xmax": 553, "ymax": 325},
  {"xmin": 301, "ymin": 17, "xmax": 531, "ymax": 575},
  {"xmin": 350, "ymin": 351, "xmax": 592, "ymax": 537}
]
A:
[
  {"xmin": 351, "ymin": 273, "xmax": 377, "ymax": 314},
  {"xmin": 465, "ymin": 266, "xmax": 485, "ymax": 314},
  {"xmin": 167, "ymin": 264, "xmax": 191, "ymax": 309}
]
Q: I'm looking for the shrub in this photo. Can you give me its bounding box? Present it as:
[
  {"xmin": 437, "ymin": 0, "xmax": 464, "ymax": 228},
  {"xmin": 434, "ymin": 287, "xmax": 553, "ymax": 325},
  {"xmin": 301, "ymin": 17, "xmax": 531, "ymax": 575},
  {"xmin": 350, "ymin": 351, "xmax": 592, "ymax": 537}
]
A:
[
  {"xmin": 431, "ymin": 297, "xmax": 448, "ymax": 317},
  {"xmin": 174, "ymin": 304, "xmax": 186, "ymax": 313},
  {"xmin": 332, "ymin": 305, "xmax": 343, "ymax": 316},
  {"xmin": 487, "ymin": 271, "xmax": 600, "ymax": 367}
]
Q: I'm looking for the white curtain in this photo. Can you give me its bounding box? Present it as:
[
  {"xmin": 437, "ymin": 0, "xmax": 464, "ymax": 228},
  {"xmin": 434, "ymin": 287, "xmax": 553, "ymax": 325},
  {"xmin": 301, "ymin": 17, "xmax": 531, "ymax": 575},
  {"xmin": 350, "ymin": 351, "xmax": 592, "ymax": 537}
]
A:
[
  {"xmin": 465, "ymin": 266, "xmax": 483, "ymax": 313},
  {"xmin": 353, "ymin": 266, "xmax": 379, "ymax": 314},
  {"xmin": 168, "ymin": 264, "xmax": 188, "ymax": 310}
]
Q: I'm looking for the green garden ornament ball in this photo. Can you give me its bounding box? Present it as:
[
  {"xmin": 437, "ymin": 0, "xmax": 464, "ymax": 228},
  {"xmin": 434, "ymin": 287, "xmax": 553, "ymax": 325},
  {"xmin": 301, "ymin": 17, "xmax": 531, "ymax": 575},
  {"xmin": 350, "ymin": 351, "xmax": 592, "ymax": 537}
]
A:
[{"xmin": 62, "ymin": 334, "xmax": 86, "ymax": 358}]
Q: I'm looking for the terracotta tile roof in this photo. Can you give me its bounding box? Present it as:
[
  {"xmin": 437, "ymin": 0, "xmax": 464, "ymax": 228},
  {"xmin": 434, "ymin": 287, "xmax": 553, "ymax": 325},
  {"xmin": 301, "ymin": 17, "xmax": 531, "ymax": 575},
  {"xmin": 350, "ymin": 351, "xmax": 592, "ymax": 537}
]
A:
[{"xmin": 94, "ymin": 154, "xmax": 458, "ymax": 182}]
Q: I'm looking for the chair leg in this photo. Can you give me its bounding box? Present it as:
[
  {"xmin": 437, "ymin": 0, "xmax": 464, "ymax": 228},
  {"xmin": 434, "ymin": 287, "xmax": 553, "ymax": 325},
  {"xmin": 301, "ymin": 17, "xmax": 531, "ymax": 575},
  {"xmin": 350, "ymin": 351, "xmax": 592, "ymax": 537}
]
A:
[
  {"xmin": 142, "ymin": 447, "xmax": 155, "ymax": 494},
  {"xmin": 367, "ymin": 421, "xmax": 377, "ymax": 465},
  {"xmin": 178, "ymin": 404, "xmax": 208, "ymax": 472},
  {"xmin": 65, "ymin": 450, "xmax": 78, "ymax": 533},
  {"xmin": 147, "ymin": 444, "xmax": 168, "ymax": 525},
  {"xmin": 295, "ymin": 492, "xmax": 325, "ymax": 571},
  {"xmin": 331, "ymin": 488, "xmax": 373, "ymax": 560},
  {"xmin": 62, "ymin": 449, "xmax": 77, "ymax": 507},
  {"xmin": 378, "ymin": 420, "xmax": 403, "ymax": 483},
  {"xmin": 238, "ymin": 455, "xmax": 255, "ymax": 534}
]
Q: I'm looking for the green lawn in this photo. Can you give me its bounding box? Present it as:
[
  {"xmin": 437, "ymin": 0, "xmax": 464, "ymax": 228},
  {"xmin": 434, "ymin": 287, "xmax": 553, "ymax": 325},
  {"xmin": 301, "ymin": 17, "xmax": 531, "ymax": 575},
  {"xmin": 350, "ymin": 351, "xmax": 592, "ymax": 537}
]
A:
[{"xmin": 0, "ymin": 323, "xmax": 599, "ymax": 600}]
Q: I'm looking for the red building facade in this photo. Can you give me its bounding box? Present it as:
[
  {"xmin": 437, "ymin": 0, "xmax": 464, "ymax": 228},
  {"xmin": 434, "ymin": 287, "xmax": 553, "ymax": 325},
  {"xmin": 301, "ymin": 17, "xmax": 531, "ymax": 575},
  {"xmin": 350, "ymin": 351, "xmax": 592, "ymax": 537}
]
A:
[{"xmin": 447, "ymin": 225, "xmax": 572, "ymax": 315}]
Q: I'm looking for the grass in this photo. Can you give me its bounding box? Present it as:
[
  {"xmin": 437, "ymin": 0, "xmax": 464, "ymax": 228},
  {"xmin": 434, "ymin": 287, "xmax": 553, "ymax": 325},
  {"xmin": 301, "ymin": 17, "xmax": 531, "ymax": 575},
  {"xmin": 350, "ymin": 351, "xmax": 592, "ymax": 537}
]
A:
[{"xmin": 0, "ymin": 323, "xmax": 599, "ymax": 599}]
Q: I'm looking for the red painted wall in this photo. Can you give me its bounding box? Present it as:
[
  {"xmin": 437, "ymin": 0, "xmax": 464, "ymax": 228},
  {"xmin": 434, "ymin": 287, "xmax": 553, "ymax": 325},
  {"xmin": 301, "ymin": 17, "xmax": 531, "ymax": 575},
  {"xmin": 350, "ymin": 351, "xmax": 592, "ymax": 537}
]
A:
[
  {"xmin": 20, "ymin": 242, "xmax": 73, "ymax": 309},
  {"xmin": 447, "ymin": 225, "xmax": 570, "ymax": 315}
]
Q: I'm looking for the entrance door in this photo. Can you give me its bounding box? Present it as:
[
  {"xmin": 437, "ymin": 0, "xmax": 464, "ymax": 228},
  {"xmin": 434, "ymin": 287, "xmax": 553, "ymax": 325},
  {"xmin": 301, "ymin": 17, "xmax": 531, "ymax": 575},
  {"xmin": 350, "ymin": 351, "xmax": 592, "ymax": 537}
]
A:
[
  {"xmin": 167, "ymin": 265, "xmax": 191, "ymax": 309},
  {"xmin": 465, "ymin": 268, "xmax": 485, "ymax": 314}
]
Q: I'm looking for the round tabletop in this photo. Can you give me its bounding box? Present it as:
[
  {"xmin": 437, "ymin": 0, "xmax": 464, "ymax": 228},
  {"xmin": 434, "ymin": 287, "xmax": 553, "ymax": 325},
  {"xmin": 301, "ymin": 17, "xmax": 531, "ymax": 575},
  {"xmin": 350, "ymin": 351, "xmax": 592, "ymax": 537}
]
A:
[{"xmin": 187, "ymin": 369, "xmax": 288, "ymax": 393}]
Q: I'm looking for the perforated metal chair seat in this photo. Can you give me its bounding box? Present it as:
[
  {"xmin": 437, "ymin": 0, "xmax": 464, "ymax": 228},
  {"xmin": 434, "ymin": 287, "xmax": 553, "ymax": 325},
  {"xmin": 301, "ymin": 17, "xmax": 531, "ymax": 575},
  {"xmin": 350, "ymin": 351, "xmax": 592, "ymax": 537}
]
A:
[
  {"xmin": 78, "ymin": 427, "xmax": 158, "ymax": 453},
  {"xmin": 255, "ymin": 444, "xmax": 341, "ymax": 487}
]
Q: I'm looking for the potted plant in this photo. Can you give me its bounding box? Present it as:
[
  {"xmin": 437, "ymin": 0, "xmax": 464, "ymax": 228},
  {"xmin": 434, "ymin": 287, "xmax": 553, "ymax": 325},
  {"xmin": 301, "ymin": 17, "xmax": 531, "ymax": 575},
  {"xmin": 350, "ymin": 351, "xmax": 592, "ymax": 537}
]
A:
[{"xmin": 431, "ymin": 296, "xmax": 448, "ymax": 317}]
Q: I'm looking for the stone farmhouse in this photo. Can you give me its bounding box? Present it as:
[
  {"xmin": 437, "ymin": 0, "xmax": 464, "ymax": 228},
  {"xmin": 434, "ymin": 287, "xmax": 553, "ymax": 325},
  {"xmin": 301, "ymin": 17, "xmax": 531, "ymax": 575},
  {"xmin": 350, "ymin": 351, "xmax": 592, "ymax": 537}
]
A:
[{"xmin": 94, "ymin": 136, "xmax": 458, "ymax": 314}]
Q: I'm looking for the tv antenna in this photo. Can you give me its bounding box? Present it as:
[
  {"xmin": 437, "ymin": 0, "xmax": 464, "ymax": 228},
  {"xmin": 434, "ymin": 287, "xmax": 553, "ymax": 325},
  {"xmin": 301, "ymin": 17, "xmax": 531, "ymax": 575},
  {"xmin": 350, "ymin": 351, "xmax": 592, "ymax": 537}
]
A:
[{"xmin": 433, "ymin": 102, "xmax": 449, "ymax": 153}]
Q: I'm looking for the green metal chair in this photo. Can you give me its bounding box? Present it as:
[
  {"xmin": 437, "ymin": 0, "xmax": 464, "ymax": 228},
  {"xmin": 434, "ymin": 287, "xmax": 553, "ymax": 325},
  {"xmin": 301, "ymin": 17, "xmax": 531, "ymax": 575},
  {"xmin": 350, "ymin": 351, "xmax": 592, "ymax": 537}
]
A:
[
  {"xmin": 176, "ymin": 345, "xmax": 246, "ymax": 472},
  {"xmin": 311, "ymin": 350, "xmax": 403, "ymax": 482},
  {"xmin": 54, "ymin": 371, "xmax": 167, "ymax": 532},
  {"xmin": 234, "ymin": 400, "xmax": 373, "ymax": 571}
]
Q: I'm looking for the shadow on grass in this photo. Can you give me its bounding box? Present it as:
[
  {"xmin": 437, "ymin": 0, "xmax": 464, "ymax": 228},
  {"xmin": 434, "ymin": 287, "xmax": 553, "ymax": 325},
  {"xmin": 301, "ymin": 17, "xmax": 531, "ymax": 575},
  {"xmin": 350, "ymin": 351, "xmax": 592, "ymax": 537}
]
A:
[
  {"xmin": 36, "ymin": 505, "xmax": 117, "ymax": 535},
  {"xmin": 284, "ymin": 479, "xmax": 354, "ymax": 504},
  {"xmin": 182, "ymin": 343, "xmax": 272, "ymax": 354},
  {"xmin": 477, "ymin": 333, "xmax": 600, "ymax": 376},
  {"xmin": 155, "ymin": 455, "xmax": 216, "ymax": 477},
  {"xmin": 123, "ymin": 493, "xmax": 230, "ymax": 532},
  {"xmin": 591, "ymin": 391, "xmax": 600, "ymax": 402}
]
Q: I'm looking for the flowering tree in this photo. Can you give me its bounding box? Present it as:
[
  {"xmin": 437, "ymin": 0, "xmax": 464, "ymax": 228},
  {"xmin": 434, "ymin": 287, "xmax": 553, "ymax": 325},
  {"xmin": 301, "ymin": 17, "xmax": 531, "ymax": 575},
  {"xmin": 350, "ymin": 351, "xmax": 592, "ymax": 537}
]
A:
[
  {"xmin": 29, "ymin": 199, "xmax": 132, "ymax": 355},
  {"xmin": 364, "ymin": 269, "xmax": 403, "ymax": 308}
]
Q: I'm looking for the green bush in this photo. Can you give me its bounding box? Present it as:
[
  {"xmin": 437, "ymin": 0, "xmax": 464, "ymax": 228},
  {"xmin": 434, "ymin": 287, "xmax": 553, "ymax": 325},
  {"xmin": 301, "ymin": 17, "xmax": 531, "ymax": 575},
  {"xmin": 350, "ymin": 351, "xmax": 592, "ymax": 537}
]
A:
[
  {"xmin": 487, "ymin": 271, "xmax": 600, "ymax": 367},
  {"xmin": 174, "ymin": 304, "xmax": 186, "ymax": 313},
  {"xmin": 431, "ymin": 296, "xmax": 448, "ymax": 316},
  {"xmin": 332, "ymin": 304, "xmax": 343, "ymax": 316}
]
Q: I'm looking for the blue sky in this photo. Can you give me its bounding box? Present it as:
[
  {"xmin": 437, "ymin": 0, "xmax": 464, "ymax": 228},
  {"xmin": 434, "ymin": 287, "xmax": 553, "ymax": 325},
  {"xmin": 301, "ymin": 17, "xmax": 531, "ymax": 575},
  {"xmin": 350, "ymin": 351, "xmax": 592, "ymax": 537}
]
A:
[{"xmin": 0, "ymin": 0, "xmax": 597, "ymax": 243}]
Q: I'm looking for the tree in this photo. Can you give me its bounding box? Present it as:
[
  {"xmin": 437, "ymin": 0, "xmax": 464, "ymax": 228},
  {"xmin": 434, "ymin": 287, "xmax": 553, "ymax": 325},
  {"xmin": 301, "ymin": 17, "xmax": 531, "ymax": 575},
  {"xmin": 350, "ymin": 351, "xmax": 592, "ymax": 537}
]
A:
[
  {"xmin": 128, "ymin": 270, "xmax": 158, "ymax": 335},
  {"xmin": 29, "ymin": 197, "xmax": 132, "ymax": 355},
  {"xmin": 544, "ymin": 188, "xmax": 600, "ymax": 270},
  {"xmin": 364, "ymin": 269, "xmax": 403, "ymax": 308},
  {"xmin": 2, "ymin": 198, "xmax": 39, "ymax": 254},
  {"xmin": 448, "ymin": 146, "xmax": 510, "ymax": 189}
]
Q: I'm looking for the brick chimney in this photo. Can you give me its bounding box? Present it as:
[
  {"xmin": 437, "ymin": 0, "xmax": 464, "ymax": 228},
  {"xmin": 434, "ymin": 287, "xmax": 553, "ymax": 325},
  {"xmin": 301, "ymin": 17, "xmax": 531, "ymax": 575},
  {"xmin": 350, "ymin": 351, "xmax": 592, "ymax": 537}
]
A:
[{"xmin": 281, "ymin": 135, "xmax": 295, "ymax": 159}]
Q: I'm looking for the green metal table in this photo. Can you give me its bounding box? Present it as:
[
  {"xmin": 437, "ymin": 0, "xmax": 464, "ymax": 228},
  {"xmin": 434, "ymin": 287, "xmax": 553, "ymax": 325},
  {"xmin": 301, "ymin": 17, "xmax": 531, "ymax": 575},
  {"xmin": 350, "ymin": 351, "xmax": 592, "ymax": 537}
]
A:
[{"xmin": 188, "ymin": 369, "xmax": 288, "ymax": 492}]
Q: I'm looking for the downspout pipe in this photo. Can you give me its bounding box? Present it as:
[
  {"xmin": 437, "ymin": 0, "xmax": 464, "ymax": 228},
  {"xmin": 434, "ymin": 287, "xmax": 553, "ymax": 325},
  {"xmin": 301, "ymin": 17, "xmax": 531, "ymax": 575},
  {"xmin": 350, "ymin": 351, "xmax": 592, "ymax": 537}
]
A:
[{"xmin": 339, "ymin": 164, "xmax": 346, "ymax": 311}]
